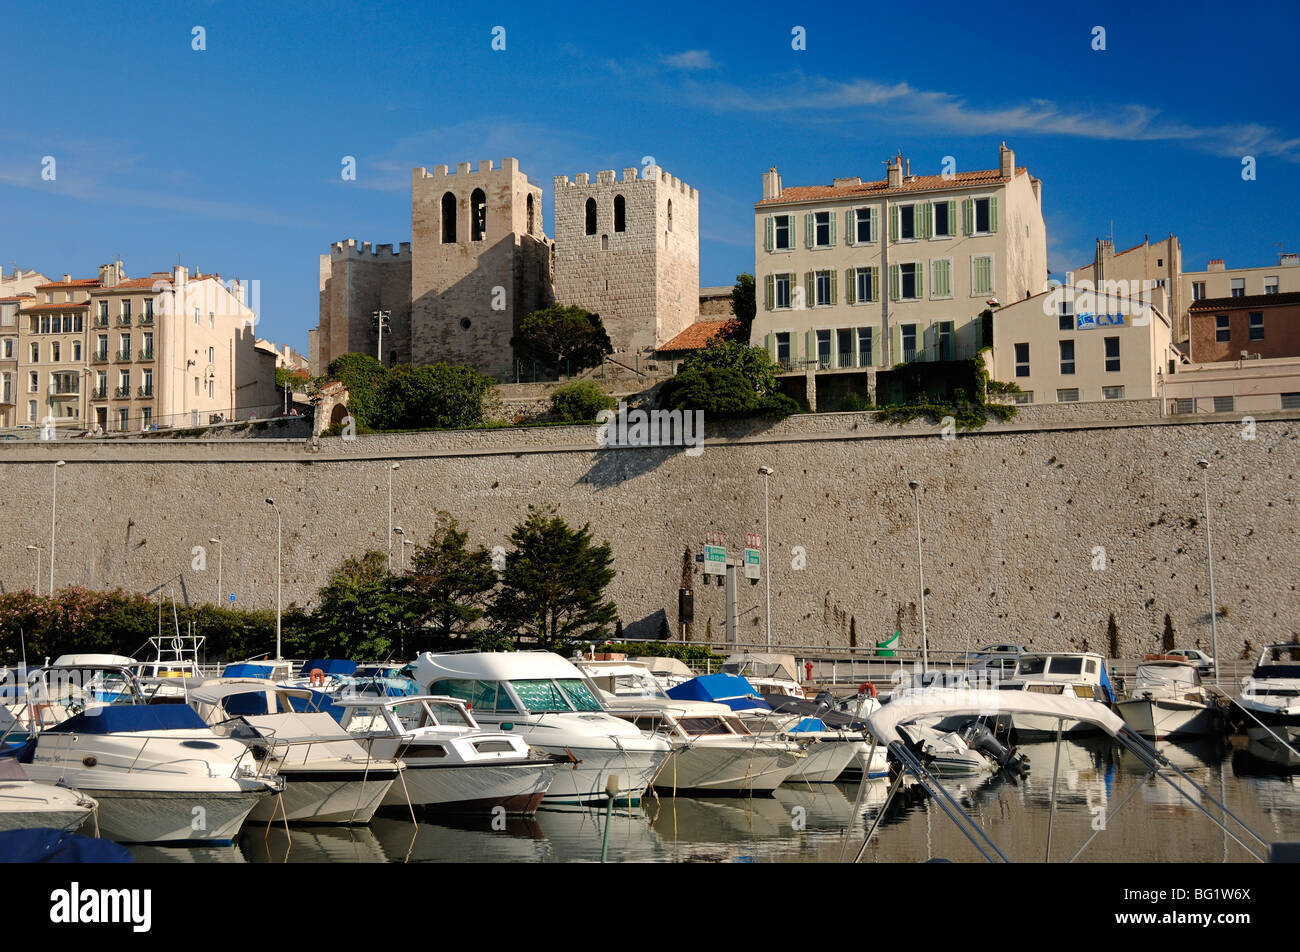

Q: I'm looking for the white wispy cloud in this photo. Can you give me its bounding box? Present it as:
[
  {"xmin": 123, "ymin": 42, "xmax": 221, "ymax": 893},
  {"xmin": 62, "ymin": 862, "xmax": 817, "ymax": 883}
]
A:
[{"xmin": 661, "ymin": 49, "xmax": 718, "ymax": 71}]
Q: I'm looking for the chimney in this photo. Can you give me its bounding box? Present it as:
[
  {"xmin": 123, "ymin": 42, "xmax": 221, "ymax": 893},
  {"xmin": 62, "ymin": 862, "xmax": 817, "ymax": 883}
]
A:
[
  {"xmin": 1095, "ymin": 238, "xmax": 1114, "ymax": 282},
  {"xmin": 97, "ymin": 262, "xmax": 121, "ymax": 288},
  {"xmin": 762, "ymin": 167, "xmax": 782, "ymax": 200},
  {"xmin": 832, "ymin": 176, "xmax": 862, "ymax": 188},
  {"xmin": 887, "ymin": 155, "xmax": 902, "ymax": 189},
  {"xmin": 1280, "ymin": 252, "xmax": 1298, "ymax": 267},
  {"xmin": 1030, "ymin": 177, "xmax": 1042, "ymax": 206},
  {"xmin": 999, "ymin": 142, "xmax": 1014, "ymax": 179},
  {"xmin": 1207, "ymin": 259, "xmax": 1225, "ymax": 271},
  {"xmin": 62, "ymin": 273, "xmax": 71, "ymax": 282},
  {"xmin": 904, "ymin": 157, "xmax": 911, "ymax": 178}
]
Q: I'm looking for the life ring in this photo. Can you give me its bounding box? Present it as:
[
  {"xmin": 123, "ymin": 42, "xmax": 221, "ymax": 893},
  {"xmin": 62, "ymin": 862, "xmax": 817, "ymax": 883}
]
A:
[
  {"xmin": 29, "ymin": 702, "xmax": 51, "ymax": 730},
  {"xmin": 860, "ymin": 682, "xmax": 878, "ymax": 699},
  {"xmin": 309, "ymin": 668, "xmax": 325, "ymax": 687}
]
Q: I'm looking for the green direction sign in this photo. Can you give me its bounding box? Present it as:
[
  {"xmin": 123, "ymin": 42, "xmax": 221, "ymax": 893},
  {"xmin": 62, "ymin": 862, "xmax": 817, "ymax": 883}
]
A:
[
  {"xmin": 704, "ymin": 544, "xmax": 727, "ymax": 576},
  {"xmin": 743, "ymin": 547, "xmax": 761, "ymax": 580}
]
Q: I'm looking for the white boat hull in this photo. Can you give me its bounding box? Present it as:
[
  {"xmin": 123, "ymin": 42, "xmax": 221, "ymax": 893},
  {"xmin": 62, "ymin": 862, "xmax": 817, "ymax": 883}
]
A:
[
  {"xmin": 0, "ymin": 781, "xmax": 95, "ymax": 834},
  {"xmin": 653, "ymin": 742, "xmax": 800, "ymax": 795},
  {"xmin": 786, "ymin": 739, "xmax": 860, "ymax": 784},
  {"xmin": 1116, "ymin": 698, "xmax": 1222, "ymax": 739},
  {"xmin": 248, "ymin": 768, "xmax": 398, "ymax": 825},
  {"xmin": 534, "ymin": 744, "xmax": 666, "ymax": 805},
  {"xmin": 1012, "ymin": 711, "xmax": 1105, "ymax": 739},
  {"xmin": 66, "ymin": 787, "xmax": 264, "ymax": 844},
  {"xmin": 381, "ymin": 761, "xmax": 556, "ymax": 814}
]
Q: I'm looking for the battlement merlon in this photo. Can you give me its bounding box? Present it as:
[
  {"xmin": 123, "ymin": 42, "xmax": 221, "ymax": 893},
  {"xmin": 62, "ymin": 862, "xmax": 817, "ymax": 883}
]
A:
[
  {"xmin": 413, "ymin": 158, "xmax": 522, "ymax": 180},
  {"xmin": 553, "ymin": 165, "xmax": 694, "ymax": 196},
  {"xmin": 329, "ymin": 238, "xmax": 413, "ymax": 259},
  {"xmin": 658, "ymin": 170, "xmax": 697, "ymax": 198}
]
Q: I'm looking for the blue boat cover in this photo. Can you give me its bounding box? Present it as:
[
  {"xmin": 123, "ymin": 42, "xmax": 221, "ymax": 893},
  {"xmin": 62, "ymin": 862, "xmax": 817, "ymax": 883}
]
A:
[
  {"xmin": 666, "ymin": 673, "xmax": 772, "ymax": 711},
  {"xmin": 0, "ymin": 828, "xmax": 132, "ymax": 863},
  {"xmin": 0, "ymin": 738, "xmax": 36, "ymax": 762},
  {"xmin": 1100, "ymin": 665, "xmax": 1117, "ymax": 704},
  {"xmin": 43, "ymin": 704, "xmax": 209, "ymax": 735},
  {"xmin": 789, "ymin": 717, "xmax": 828, "ymax": 733},
  {"xmin": 221, "ymin": 663, "xmax": 274, "ymax": 678},
  {"xmin": 222, "ymin": 688, "xmax": 345, "ymax": 723},
  {"xmin": 299, "ymin": 659, "xmax": 358, "ymax": 678}
]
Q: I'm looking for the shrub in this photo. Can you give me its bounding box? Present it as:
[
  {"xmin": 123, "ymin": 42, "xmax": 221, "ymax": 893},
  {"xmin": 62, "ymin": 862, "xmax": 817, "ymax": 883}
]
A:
[{"xmin": 550, "ymin": 380, "xmax": 616, "ymax": 422}]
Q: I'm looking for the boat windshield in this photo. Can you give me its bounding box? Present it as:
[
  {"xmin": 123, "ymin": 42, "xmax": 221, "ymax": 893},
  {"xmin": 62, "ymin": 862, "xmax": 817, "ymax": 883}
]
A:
[
  {"xmin": 509, "ymin": 679, "xmax": 603, "ymax": 713},
  {"xmin": 1016, "ymin": 657, "xmax": 1047, "ymax": 676},
  {"xmin": 678, "ymin": 716, "xmax": 731, "ymax": 737},
  {"xmin": 1050, "ymin": 657, "xmax": 1084, "ymax": 676}
]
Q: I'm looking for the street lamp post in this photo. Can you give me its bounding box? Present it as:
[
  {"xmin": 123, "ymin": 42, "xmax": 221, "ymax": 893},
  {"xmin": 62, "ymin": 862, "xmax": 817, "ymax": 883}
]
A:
[
  {"xmin": 265, "ymin": 499, "xmax": 281, "ymax": 660},
  {"xmin": 758, "ymin": 466, "xmax": 774, "ymax": 649},
  {"xmin": 908, "ymin": 479, "xmax": 929, "ymax": 673},
  {"xmin": 49, "ymin": 460, "xmax": 65, "ymax": 593},
  {"xmin": 393, "ymin": 526, "xmax": 407, "ymax": 572},
  {"xmin": 1197, "ymin": 459, "xmax": 1221, "ymax": 687},
  {"xmin": 26, "ymin": 545, "xmax": 40, "ymax": 595},
  {"xmin": 387, "ymin": 462, "xmax": 400, "ymax": 572},
  {"xmin": 208, "ymin": 538, "xmax": 223, "ymax": 605}
]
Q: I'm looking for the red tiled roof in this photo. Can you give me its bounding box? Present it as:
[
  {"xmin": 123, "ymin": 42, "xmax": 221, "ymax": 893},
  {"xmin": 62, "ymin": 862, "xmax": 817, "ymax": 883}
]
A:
[
  {"xmin": 1188, "ymin": 291, "xmax": 1300, "ymax": 311},
  {"xmin": 756, "ymin": 167, "xmax": 1026, "ymax": 206},
  {"xmin": 95, "ymin": 278, "xmax": 170, "ymax": 292},
  {"xmin": 0, "ymin": 294, "xmax": 34, "ymax": 302},
  {"xmin": 20, "ymin": 301, "xmax": 91, "ymax": 311},
  {"xmin": 35, "ymin": 279, "xmax": 99, "ymax": 290},
  {"xmin": 659, "ymin": 319, "xmax": 737, "ymax": 352}
]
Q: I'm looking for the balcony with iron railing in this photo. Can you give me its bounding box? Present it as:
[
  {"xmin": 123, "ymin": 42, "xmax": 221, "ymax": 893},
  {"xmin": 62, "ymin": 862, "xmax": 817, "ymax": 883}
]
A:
[
  {"xmin": 93, "ymin": 316, "xmax": 109, "ymax": 329},
  {"xmin": 139, "ymin": 312, "xmax": 154, "ymax": 326},
  {"xmin": 138, "ymin": 385, "xmax": 153, "ymax": 398},
  {"xmin": 117, "ymin": 315, "xmax": 132, "ymax": 327},
  {"xmin": 91, "ymin": 386, "xmax": 108, "ymax": 400},
  {"xmin": 116, "ymin": 349, "xmax": 132, "ymax": 362},
  {"xmin": 114, "ymin": 385, "xmax": 131, "ymax": 398},
  {"xmin": 138, "ymin": 348, "xmax": 154, "ymax": 361},
  {"xmin": 92, "ymin": 350, "xmax": 109, "ymax": 364}
]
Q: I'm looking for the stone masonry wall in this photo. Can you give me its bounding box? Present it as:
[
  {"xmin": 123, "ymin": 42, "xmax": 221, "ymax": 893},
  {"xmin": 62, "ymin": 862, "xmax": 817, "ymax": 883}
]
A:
[
  {"xmin": 318, "ymin": 240, "xmax": 412, "ymax": 369},
  {"xmin": 1, "ymin": 406, "xmax": 1296, "ymax": 660}
]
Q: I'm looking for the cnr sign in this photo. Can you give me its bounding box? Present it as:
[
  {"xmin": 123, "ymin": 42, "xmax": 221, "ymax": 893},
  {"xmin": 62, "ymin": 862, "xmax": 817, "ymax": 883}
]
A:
[{"xmin": 1076, "ymin": 312, "xmax": 1127, "ymax": 329}]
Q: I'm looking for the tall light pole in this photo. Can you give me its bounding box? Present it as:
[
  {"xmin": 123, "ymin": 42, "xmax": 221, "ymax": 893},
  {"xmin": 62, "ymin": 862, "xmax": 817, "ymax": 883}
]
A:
[
  {"xmin": 266, "ymin": 499, "xmax": 281, "ymax": 660},
  {"xmin": 208, "ymin": 537, "xmax": 223, "ymax": 605},
  {"xmin": 373, "ymin": 309, "xmax": 391, "ymax": 364},
  {"xmin": 49, "ymin": 460, "xmax": 65, "ymax": 593},
  {"xmin": 394, "ymin": 526, "xmax": 407, "ymax": 572},
  {"xmin": 1197, "ymin": 459, "xmax": 1221, "ymax": 687},
  {"xmin": 758, "ymin": 466, "xmax": 774, "ymax": 650},
  {"xmin": 26, "ymin": 545, "xmax": 40, "ymax": 595},
  {"xmin": 908, "ymin": 479, "xmax": 929, "ymax": 673},
  {"xmin": 387, "ymin": 462, "xmax": 400, "ymax": 572}
]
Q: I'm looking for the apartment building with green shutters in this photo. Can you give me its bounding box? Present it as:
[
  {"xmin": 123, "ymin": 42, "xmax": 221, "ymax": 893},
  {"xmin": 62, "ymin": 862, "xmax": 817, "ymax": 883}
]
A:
[{"xmin": 750, "ymin": 143, "xmax": 1048, "ymax": 375}]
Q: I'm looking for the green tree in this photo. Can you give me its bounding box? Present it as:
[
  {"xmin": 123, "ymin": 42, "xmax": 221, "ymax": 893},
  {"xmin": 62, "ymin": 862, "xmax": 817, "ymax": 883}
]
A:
[
  {"xmin": 726, "ymin": 272, "xmax": 756, "ymax": 343},
  {"xmin": 514, "ymin": 305, "xmax": 613, "ymax": 375},
  {"xmin": 309, "ymin": 551, "xmax": 418, "ymax": 658},
  {"xmin": 404, "ymin": 513, "xmax": 497, "ymax": 651},
  {"xmin": 376, "ymin": 363, "xmax": 494, "ymax": 430},
  {"xmin": 326, "ymin": 353, "xmax": 387, "ymax": 429},
  {"xmin": 678, "ymin": 338, "xmax": 780, "ymax": 399},
  {"xmin": 550, "ymin": 380, "xmax": 616, "ymax": 422},
  {"xmin": 488, "ymin": 506, "xmax": 618, "ymax": 652},
  {"xmin": 658, "ymin": 366, "xmax": 800, "ymax": 418}
]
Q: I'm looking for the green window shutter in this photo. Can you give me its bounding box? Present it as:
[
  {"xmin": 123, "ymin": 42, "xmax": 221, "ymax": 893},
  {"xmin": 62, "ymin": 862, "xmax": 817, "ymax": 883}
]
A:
[
  {"xmin": 765, "ymin": 332, "xmax": 775, "ymax": 359},
  {"xmin": 990, "ymin": 196, "xmax": 999, "ymax": 233},
  {"xmin": 889, "ymin": 205, "xmax": 899, "ymax": 243},
  {"xmin": 963, "ymin": 198, "xmax": 973, "ymax": 236},
  {"xmin": 915, "ymin": 263, "xmax": 923, "ymax": 299},
  {"xmin": 870, "ymin": 207, "xmax": 879, "ymax": 243},
  {"xmin": 890, "ymin": 264, "xmax": 901, "ymax": 301},
  {"xmin": 845, "ymin": 210, "xmax": 855, "ymax": 246},
  {"xmin": 890, "ymin": 324, "xmax": 902, "ymax": 363},
  {"xmin": 919, "ymin": 202, "xmax": 932, "ymax": 239},
  {"xmin": 829, "ymin": 268, "xmax": 837, "ymax": 305},
  {"xmin": 870, "ymin": 266, "xmax": 879, "ymax": 302},
  {"xmin": 829, "ymin": 212, "xmax": 837, "ymax": 247},
  {"xmin": 947, "ymin": 200, "xmax": 957, "ymax": 236},
  {"xmin": 805, "ymin": 329, "xmax": 815, "ymax": 361},
  {"xmin": 805, "ymin": 213, "xmax": 814, "ymax": 249},
  {"xmin": 764, "ymin": 273, "xmax": 774, "ymax": 311},
  {"xmin": 764, "ymin": 216, "xmax": 774, "ymax": 253},
  {"xmin": 804, "ymin": 271, "xmax": 814, "ymax": 308},
  {"xmin": 845, "ymin": 269, "xmax": 855, "ymax": 305}
]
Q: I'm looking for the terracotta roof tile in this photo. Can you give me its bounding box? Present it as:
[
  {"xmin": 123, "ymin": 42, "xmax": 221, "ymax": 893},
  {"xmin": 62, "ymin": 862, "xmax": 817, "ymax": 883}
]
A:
[
  {"xmin": 20, "ymin": 301, "xmax": 91, "ymax": 311},
  {"xmin": 756, "ymin": 167, "xmax": 1026, "ymax": 206},
  {"xmin": 95, "ymin": 278, "xmax": 170, "ymax": 292},
  {"xmin": 0, "ymin": 294, "xmax": 34, "ymax": 302},
  {"xmin": 659, "ymin": 319, "xmax": 737, "ymax": 352},
  {"xmin": 34, "ymin": 279, "xmax": 99, "ymax": 290}
]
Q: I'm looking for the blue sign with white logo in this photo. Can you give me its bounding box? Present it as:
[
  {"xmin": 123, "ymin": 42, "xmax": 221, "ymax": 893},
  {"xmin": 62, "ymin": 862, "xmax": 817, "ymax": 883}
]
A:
[
  {"xmin": 229, "ymin": 593, "xmax": 236, "ymax": 603},
  {"xmin": 1077, "ymin": 312, "xmax": 1126, "ymax": 329}
]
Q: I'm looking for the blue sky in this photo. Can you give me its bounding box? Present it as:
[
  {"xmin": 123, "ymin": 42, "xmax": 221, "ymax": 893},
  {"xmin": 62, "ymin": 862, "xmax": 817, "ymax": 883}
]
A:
[{"xmin": 3, "ymin": 0, "xmax": 1297, "ymax": 351}]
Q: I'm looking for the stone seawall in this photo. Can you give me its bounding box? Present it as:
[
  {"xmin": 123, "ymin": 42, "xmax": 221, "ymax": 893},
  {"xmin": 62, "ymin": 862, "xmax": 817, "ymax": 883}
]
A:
[{"xmin": 1, "ymin": 404, "xmax": 1296, "ymax": 659}]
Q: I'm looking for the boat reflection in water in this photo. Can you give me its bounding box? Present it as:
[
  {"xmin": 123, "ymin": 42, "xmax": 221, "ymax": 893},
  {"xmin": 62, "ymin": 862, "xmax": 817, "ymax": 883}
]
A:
[{"xmin": 239, "ymin": 824, "xmax": 389, "ymax": 864}]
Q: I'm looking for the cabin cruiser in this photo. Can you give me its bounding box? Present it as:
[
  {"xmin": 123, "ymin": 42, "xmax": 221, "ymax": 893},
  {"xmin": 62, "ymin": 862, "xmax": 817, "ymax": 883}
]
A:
[
  {"xmin": 410, "ymin": 652, "xmax": 671, "ymax": 806},
  {"xmin": 1237, "ymin": 644, "xmax": 1300, "ymax": 747},
  {"xmin": 666, "ymin": 673, "xmax": 799, "ymax": 732},
  {"xmin": 764, "ymin": 689, "xmax": 888, "ymax": 781},
  {"xmin": 998, "ymin": 652, "xmax": 1116, "ymax": 739},
  {"xmin": 191, "ymin": 680, "xmax": 403, "ymax": 824},
  {"xmin": 1115, "ymin": 657, "xmax": 1225, "ymax": 739},
  {"xmin": 130, "ymin": 636, "xmax": 207, "ymax": 701},
  {"xmin": 335, "ymin": 695, "xmax": 556, "ymax": 814},
  {"xmin": 723, "ymin": 653, "xmax": 805, "ymax": 699},
  {"xmin": 0, "ymin": 757, "xmax": 97, "ymax": 833},
  {"xmin": 20, "ymin": 702, "xmax": 280, "ymax": 844},
  {"xmin": 634, "ymin": 656, "xmax": 698, "ymax": 693}
]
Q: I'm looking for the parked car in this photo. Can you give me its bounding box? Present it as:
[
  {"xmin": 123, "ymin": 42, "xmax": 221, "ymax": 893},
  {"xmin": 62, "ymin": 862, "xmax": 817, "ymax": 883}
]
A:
[{"xmin": 1164, "ymin": 648, "xmax": 1216, "ymax": 676}]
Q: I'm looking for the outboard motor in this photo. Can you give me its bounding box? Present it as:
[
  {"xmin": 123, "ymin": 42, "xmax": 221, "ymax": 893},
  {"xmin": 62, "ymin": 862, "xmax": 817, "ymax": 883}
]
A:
[
  {"xmin": 959, "ymin": 720, "xmax": 1030, "ymax": 778},
  {"xmin": 814, "ymin": 689, "xmax": 834, "ymax": 709}
]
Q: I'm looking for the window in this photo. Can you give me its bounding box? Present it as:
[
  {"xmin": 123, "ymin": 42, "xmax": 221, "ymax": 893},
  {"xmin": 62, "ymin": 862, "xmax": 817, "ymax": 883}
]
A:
[
  {"xmin": 773, "ymin": 214, "xmax": 792, "ymax": 251},
  {"xmin": 74, "ymin": 314, "xmax": 82, "ymax": 333},
  {"xmin": 194, "ymin": 377, "xmax": 200, "ymax": 397},
  {"xmin": 1249, "ymin": 312, "xmax": 1264, "ymax": 340},
  {"xmin": 1172, "ymin": 398, "xmax": 1194, "ymax": 414},
  {"xmin": 40, "ymin": 315, "xmax": 49, "ymax": 334},
  {"xmin": 1215, "ymin": 314, "xmax": 1230, "ymax": 342},
  {"xmin": 28, "ymin": 400, "xmax": 36, "ymax": 422},
  {"xmin": 899, "ymin": 262, "xmax": 919, "ymax": 300},
  {"xmin": 29, "ymin": 371, "xmax": 39, "ymax": 392},
  {"xmin": 837, "ymin": 328, "xmax": 854, "ymax": 367},
  {"xmin": 29, "ymin": 342, "xmax": 38, "ymax": 363},
  {"xmin": 118, "ymin": 408, "xmax": 129, "ymax": 430},
  {"xmin": 1058, "ymin": 301, "xmax": 1074, "ymax": 331},
  {"xmin": 613, "ymin": 194, "xmax": 625, "ymax": 233},
  {"xmin": 1264, "ymin": 276, "xmax": 1279, "ymax": 295},
  {"xmin": 208, "ymin": 346, "xmax": 215, "ymax": 363},
  {"xmin": 51, "ymin": 342, "xmax": 60, "ymax": 362},
  {"xmin": 1012, "ymin": 391, "xmax": 1033, "ymax": 404},
  {"xmin": 143, "ymin": 333, "xmax": 153, "ymax": 357},
  {"xmin": 816, "ymin": 329, "xmax": 832, "ymax": 368},
  {"xmin": 775, "ymin": 332, "xmax": 791, "ymax": 367},
  {"xmin": 1059, "ymin": 340, "xmax": 1075, "ymax": 375},
  {"xmin": 470, "ymin": 188, "xmax": 486, "ymax": 241},
  {"xmin": 854, "ymin": 207, "xmax": 874, "ymax": 244},
  {"xmin": 142, "ymin": 369, "xmax": 153, "ymax": 396},
  {"xmin": 122, "ymin": 300, "xmax": 131, "ymax": 320},
  {"xmin": 2, "ymin": 339, "xmax": 10, "ymax": 358},
  {"xmin": 119, "ymin": 369, "xmax": 130, "ymax": 391},
  {"xmin": 1231, "ymin": 278, "xmax": 1245, "ymax": 297},
  {"xmin": 99, "ymin": 301, "xmax": 109, "ymax": 321},
  {"xmin": 1104, "ymin": 336, "xmax": 1120, "ymax": 372},
  {"xmin": 930, "ymin": 259, "xmax": 952, "ymax": 298},
  {"xmin": 97, "ymin": 335, "xmax": 108, "ymax": 359},
  {"xmin": 853, "ymin": 268, "xmax": 872, "ymax": 303},
  {"xmin": 207, "ymin": 379, "xmax": 215, "ymax": 399},
  {"xmin": 898, "ymin": 204, "xmax": 915, "ymax": 240},
  {"xmin": 813, "ymin": 211, "xmax": 831, "ymax": 247},
  {"xmin": 1014, "ymin": 343, "xmax": 1030, "ymax": 377},
  {"xmin": 1057, "ymin": 388, "xmax": 1079, "ymax": 402},
  {"xmin": 584, "ymin": 197, "xmax": 597, "ymax": 236},
  {"xmin": 194, "ymin": 308, "xmax": 200, "ymax": 325},
  {"xmin": 667, "ymin": 199, "xmax": 673, "ymax": 232},
  {"xmin": 973, "ymin": 197, "xmax": 994, "ymax": 233},
  {"xmin": 857, "ymin": 327, "xmax": 873, "ymax": 366},
  {"xmin": 95, "ymin": 371, "xmax": 106, "ymax": 397},
  {"xmin": 72, "ymin": 341, "xmax": 81, "ymax": 361},
  {"xmin": 144, "ymin": 298, "xmax": 153, "ymax": 320},
  {"xmin": 1213, "ymin": 395, "xmax": 1235, "ymax": 413},
  {"xmin": 441, "ymin": 191, "xmax": 457, "ymax": 243},
  {"xmin": 933, "ymin": 200, "xmax": 953, "ymax": 238},
  {"xmin": 901, "ymin": 324, "xmax": 917, "ymax": 362},
  {"xmin": 1103, "ymin": 385, "xmax": 1125, "ymax": 400},
  {"xmin": 1281, "ymin": 392, "xmax": 1300, "ymax": 410},
  {"xmin": 120, "ymin": 334, "xmax": 130, "ymax": 359},
  {"xmin": 1192, "ymin": 281, "xmax": 1206, "ymax": 301},
  {"xmin": 774, "ymin": 274, "xmax": 791, "ymax": 309},
  {"xmin": 142, "ymin": 407, "xmax": 152, "ymax": 427},
  {"xmin": 814, "ymin": 270, "xmax": 833, "ymax": 306},
  {"xmin": 972, "ymin": 255, "xmax": 993, "ymax": 295}
]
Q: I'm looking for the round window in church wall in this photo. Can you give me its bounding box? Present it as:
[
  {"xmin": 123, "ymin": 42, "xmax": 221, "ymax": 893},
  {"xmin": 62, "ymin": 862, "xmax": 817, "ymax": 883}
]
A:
[{"xmin": 460, "ymin": 319, "xmax": 472, "ymax": 331}]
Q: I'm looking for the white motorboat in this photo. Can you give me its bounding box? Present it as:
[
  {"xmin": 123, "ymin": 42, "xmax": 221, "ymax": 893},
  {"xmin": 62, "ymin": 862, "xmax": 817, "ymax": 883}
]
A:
[
  {"xmin": 410, "ymin": 652, "xmax": 671, "ymax": 806},
  {"xmin": 1115, "ymin": 657, "xmax": 1225, "ymax": 740},
  {"xmin": 782, "ymin": 720, "xmax": 888, "ymax": 783},
  {"xmin": 21, "ymin": 703, "xmax": 280, "ymax": 844},
  {"xmin": 723, "ymin": 653, "xmax": 806, "ymax": 699},
  {"xmin": 131, "ymin": 635, "xmax": 207, "ymax": 701},
  {"xmin": 0, "ymin": 757, "xmax": 97, "ymax": 833},
  {"xmin": 999, "ymin": 652, "xmax": 1116, "ymax": 738},
  {"xmin": 634, "ymin": 656, "xmax": 698, "ymax": 693},
  {"xmin": 335, "ymin": 695, "xmax": 557, "ymax": 814},
  {"xmin": 191, "ymin": 680, "xmax": 403, "ymax": 825},
  {"xmin": 1237, "ymin": 644, "xmax": 1300, "ymax": 747}
]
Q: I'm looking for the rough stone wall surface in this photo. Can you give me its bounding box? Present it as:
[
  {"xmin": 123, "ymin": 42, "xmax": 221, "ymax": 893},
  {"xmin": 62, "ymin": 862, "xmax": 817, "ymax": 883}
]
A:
[
  {"xmin": 319, "ymin": 242, "xmax": 411, "ymax": 369},
  {"xmin": 2, "ymin": 408, "xmax": 1296, "ymax": 660}
]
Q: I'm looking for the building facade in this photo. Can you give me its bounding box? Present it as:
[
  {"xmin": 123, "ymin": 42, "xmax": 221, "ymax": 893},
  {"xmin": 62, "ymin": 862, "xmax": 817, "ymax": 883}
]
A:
[
  {"xmin": 1187, "ymin": 291, "xmax": 1300, "ymax": 364},
  {"xmin": 316, "ymin": 240, "xmax": 412, "ymax": 372},
  {"xmin": 18, "ymin": 277, "xmax": 95, "ymax": 430},
  {"xmin": 1070, "ymin": 235, "xmax": 1183, "ymax": 341},
  {"xmin": 0, "ymin": 293, "xmax": 31, "ymax": 427},
  {"xmin": 1163, "ymin": 357, "xmax": 1300, "ymax": 415},
  {"xmin": 1182, "ymin": 253, "xmax": 1300, "ymax": 314},
  {"xmin": 553, "ymin": 166, "xmax": 698, "ymax": 360}
]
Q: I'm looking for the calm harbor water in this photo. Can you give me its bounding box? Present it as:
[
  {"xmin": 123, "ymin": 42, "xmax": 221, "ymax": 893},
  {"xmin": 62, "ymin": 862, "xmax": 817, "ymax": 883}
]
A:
[{"xmin": 129, "ymin": 736, "xmax": 1300, "ymax": 863}]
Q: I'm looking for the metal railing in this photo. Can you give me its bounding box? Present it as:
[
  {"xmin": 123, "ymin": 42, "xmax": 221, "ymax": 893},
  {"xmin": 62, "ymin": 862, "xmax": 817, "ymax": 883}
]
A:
[
  {"xmin": 138, "ymin": 349, "xmax": 154, "ymax": 361},
  {"xmin": 115, "ymin": 350, "xmax": 132, "ymax": 362},
  {"xmin": 117, "ymin": 315, "xmax": 131, "ymax": 327}
]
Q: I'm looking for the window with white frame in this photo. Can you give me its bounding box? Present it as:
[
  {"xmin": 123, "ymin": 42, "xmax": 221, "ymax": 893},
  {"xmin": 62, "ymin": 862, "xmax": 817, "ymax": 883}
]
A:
[
  {"xmin": 51, "ymin": 341, "xmax": 60, "ymax": 362},
  {"xmin": 933, "ymin": 200, "xmax": 953, "ymax": 238},
  {"xmin": 29, "ymin": 342, "xmax": 38, "ymax": 362},
  {"xmin": 28, "ymin": 400, "xmax": 37, "ymax": 422},
  {"xmin": 1014, "ymin": 342, "xmax": 1029, "ymax": 377},
  {"xmin": 1230, "ymin": 278, "xmax": 1245, "ymax": 297},
  {"xmin": 815, "ymin": 270, "xmax": 833, "ymax": 306},
  {"xmin": 813, "ymin": 211, "xmax": 832, "ymax": 248},
  {"xmin": 854, "ymin": 208, "xmax": 874, "ymax": 244},
  {"xmin": 899, "ymin": 263, "xmax": 920, "ymax": 300},
  {"xmin": 775, "ymin": 332, "xmax": 791, "ymax": 367},
  {"xmin": 1103, "ymin": 385, "xmax": 1125, "ymax": 400},
  {"xmin": 775, "ymin": 273, "xmax": 791, "ymax": 309},
  {"xmin": 901, "ymin": 324, "xmax": 917, "ymax": 361},
  {"xmin": 1059, "ymin": 340, "xmax": 1075, "ymax": 375},
  {"xmin": 118, "ymin": 408, "xmax": 129, "ymax": 430},
  {"xmin": 898, "ymin": 204, "xmax": 916, "ymax": 240},
  {"xmin": 1057, "ymin": 388, "xmax": 1079, "ymax": 402},
  {"xmin": 773, "ymin": 215, "xmax": 792, "ymax": 251},
  {"xmin": 973, "ymin": 197, "xmax": 994, "ymax": 233},
  {"xmin": 816, "ymin": 329, "xmax": 832, "ymax": 368},
  {"xmin": 857, "ymin": 328, "xmax": 873, "ymax": 366},
  {"xmin": 1192, "ymin": 281, "xmax": 1206, "ymax": 300},
  {"xmin": 29, "ymin": 371, "xmax": 38, "ymax": 392},
  {"xmin": 1264, "ymin": 276, "xmax": 1279, "ymax": 295},
  {"xmin": 855, "ymin": 267, "xmax": 875, "ymax": 303},
  {"xmin": 837, "ymin": 329, "xmax": 854, "ymax": 367},
  {"xmin": 972, "ymin": 255, "xmax": 993, "ymax": 295},
  {"xmin": 930, "ymin": 259, "xmax": 952, "ymax": 298},
  {"xmin": 72, "ymin": 341, "xmax": 81, "ymax": 361}
]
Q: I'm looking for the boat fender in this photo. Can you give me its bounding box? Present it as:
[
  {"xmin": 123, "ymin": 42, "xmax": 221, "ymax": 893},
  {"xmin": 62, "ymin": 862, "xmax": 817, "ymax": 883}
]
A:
[{"xmin": 309, "ymin": 668, "xmax": 325, "ymax": 687}]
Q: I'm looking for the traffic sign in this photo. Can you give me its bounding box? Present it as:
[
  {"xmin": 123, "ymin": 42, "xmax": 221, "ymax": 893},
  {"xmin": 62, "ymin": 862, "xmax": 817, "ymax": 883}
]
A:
[
  {"xmin": 704, "ymin": 544, "xmax": 727, "ymax": 576},
  {"xmin": 743, "ymin": 547, "xmax": 761, "ymax": 580},
  {"xmin": 228, "ymin": 593, "xmax": 236, "ymax": 604}
]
